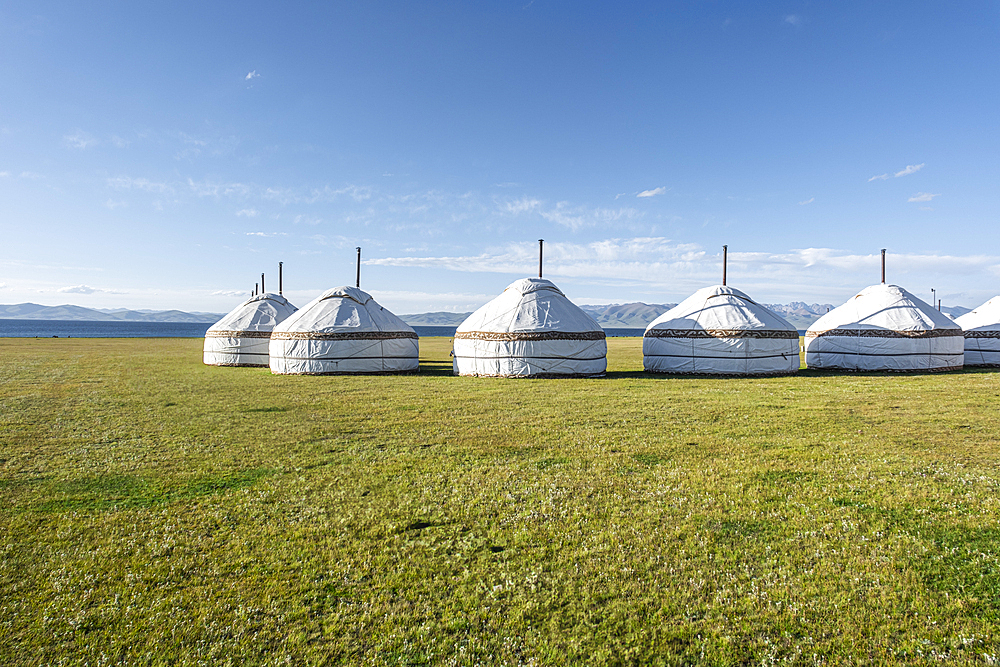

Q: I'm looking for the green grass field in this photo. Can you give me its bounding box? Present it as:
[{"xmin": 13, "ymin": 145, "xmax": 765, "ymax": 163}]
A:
[{"xmin": 2, "ymin": 337, "xmax": 1000, "ymax": 665}]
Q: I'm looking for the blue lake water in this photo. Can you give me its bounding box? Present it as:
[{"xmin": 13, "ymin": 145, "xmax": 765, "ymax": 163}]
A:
[{"xmin": 0, "ymin": 320, "xmax": 655, "ymax": 338}]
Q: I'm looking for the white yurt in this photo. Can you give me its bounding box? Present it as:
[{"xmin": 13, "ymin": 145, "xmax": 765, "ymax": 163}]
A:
[
  {"xmin": 955, "ymin": 296, "xmax": 1000, "ymax": 367},
  {"xmin": 643, "ymin": 285, "xmax": 800, "ymax": 375},
  {"xmin": 805, "ymin": 284, "xmax": 963, "ymax": 371},
  {"xmin": 204, "ymin": 292, "xmax": 298, "ymax": 367},
  {"xmin": 269, "ymin": 286, "xmax": 418, "ymax": 375},
  {"xmin": 452, "ymin": 277, "xmax": 607, "ymax": 377}
]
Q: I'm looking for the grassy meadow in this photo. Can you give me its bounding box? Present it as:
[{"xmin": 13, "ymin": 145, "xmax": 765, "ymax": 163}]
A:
[{"xmin": 2, "ymin": 336, "xmax": 1000, "ymax": 665}]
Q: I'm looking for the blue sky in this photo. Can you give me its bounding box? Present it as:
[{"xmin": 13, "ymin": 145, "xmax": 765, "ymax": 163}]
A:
[{"xmin": 1, "ymin": 1, "xmax": 998, "ymax": 313}]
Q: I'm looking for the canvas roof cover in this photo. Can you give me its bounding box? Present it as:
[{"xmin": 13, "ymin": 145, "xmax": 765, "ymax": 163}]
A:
[
  {"xmin": 453, "ymin": 277, "xmax": 606, "ymax": 377},
  {"xmin": 955, "ymin": 296, "xmax": 1000, "ymax": 366},
  {"xmin": 269, "ymin": 286, "xmax": 418, "ymax": 375},
  {"xmin": 805, "ymin": 283, "xmax": 963, "ymax": 371},
  {"xmin": 643, "ymin": 285, "xmax": 799, "ymax": 375},
  {"xmin": 203, "ymin": 293, "xmax": 297, "ymax": 367}
]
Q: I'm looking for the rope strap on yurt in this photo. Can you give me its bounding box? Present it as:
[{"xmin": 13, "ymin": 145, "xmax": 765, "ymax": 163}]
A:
[
  {"xmin": 270, "ymin": 331, "xmax": 418, "ymax": 341},
  {"xmin": 805, "ymin": 329, "xmax": 963, "ymax": 339},
  {"xmin": 454, "ymin": 331, "xmax": 606, "ymax": 342},
  {"xmin": 644, "ymin": 329, "xmax": 798, "ymax": 339},
  {"xmin": 205, "ymin": 330, "xmax": 274, "ymax": 338}
]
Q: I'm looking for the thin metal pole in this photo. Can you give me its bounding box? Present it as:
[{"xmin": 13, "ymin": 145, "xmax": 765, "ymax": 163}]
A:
[
  {"xmin": 279, "ymin": 262, "xmax": 283, "ymax": 295},
  {"xmin": 261, "ymin": 273, "xmax": 265, "ymax": 294},
  {"xmin": 931, "ymin": 288, "xmax": 935, "ymax": 309},
  {"xmin": 938, "ymin": 299, "xmax": 942, "ymax": 312},
  {"xmin": 356, "ymin": 247, "xmax": 361, "ymax": 288},
  {"xmin": 881, "ymin": 248, "xmax": 886, "ymax": 284},
  {"xmin": 538, "ymin": 239, "xmax": 544, "ymax": 278},
  {"xmin": 722, "ymin": 245, "xmax": 728, "ymax": 286},
  {"xmin": 255, "ymin": 282, "xmax": 258, "ymax": 296}
]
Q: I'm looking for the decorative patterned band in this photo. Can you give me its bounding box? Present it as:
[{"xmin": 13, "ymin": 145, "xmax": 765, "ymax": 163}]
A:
[
  {"xmin": 644, "ymin": 329, "xmax": 799, "ymax": 340},
  {"xmin": 454, "ymin": 331, "xmax": 606, "ymax": 342},
  {"xmin": 270, "ymin": 331, "xmax": 419, "ymax": 341},
  {"xmin": 805, "ymin": 328, "xmax": 963, "ymax": 339},
  {"xmin": 964, "ymin": 330, "xmax": 1000, "ymax": 339},
  {"xmin": 205, "ymin": 330, "xmax": 273, "ymax": 339}
]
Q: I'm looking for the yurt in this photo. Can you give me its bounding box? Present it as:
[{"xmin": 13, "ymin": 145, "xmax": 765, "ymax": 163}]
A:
[
  {"xmin": 452, "ymin": 277, "xmax": 607, "ymax": 377},
  {"xmin": 269, "ymin": 286, "xmax": 418, "ymax": 375},
  {"xmin": 805, "ymin": 284, "xmax": 963, "ymax": 371},
  {"xmin": 955, "ymin": 296, "xmax": 1000, "ymax": 367},
  {"xmin": 643, "ymin": 285, "xmax": 800, "ymax": 375},
  {"xmin": 204, "ymin": 291, "xmax": 298, "ymax": 367}
]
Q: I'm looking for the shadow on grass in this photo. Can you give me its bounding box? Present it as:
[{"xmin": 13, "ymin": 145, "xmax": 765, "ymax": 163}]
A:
[
  {"xmin": 34, "ymin": 468, "xmax": 274, "ymax": 513},
  {"xmin": 419, "ymin": 360, "xmax": 455, "ymax": 377}
]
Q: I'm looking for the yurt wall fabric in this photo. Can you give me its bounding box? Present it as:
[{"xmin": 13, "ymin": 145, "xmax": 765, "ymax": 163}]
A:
[
  {"xmin": 204, "ymin": 293, "xmax": 298, "ymax": 367},
  {"xmin": 805, "ymin": 284, "xmax": 963, "ymax": 371},
  {"xmin": 955, "ymin": 296, "xmax": 1000, "ymax": 367},
  {"xmin": 453, "ymin": 278, "xmax": 607, "ymax": 377},
  {"xmin": 642, "ymin": 285, "xmax": 799, "ymax": 375},
  {"xmin": 269, "ymin": 286, "xmax": 418, "ymax": 375}
]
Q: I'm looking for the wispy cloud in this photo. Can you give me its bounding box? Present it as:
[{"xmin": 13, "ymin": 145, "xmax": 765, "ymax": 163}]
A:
[
  {"xmin": 58, "ymin": 285, "xmax": 125, "ymax": 295},
  {"xmin": 19, "ymin": 171, "xmax": 43, "ymax": 179},
  {"xmin": 245, "ymin": 70, "xmax": 260, "ymax": 81},
  {"xmin": 895, "ymin": 163, "xmax": 925, "ymax": 177},
  {"xmin": 908, "ymin": 192, "xmax": 940, "ymax": 202},
  {"xmin": 64, "ymin": 130, "xmax": 98, "ymax": 149},
  {"xmin": 501, "ymin": 197, "xmax": 541, "ymax": 215},
  {"xmin": 245, "ymin": 231, "xmax": 287, "ymax": 237},
  {"xmin": 104, "ymin": 199, "xmax": 127, "ymax": 209},
  {"xmin": 798, "ymin": 197, "xmax": 815, "ymax": 205},
  {"xmin": 212, "ymin": 289, "xmax": 247, "ymax": 298},
  {"xmin": 870, "ymin": 163, "xmax": 926, "ymax": 181},
  {"xmin": 111, "ymin": 135, "xmax": 130, "ymax": 148},
  {"xmin": 236, "ymin": 208, "xmax": 259, "ymax": 217},
  {"xmin": 637, "ymin": 187, "xmax": 667, "ymax": 198},
  {"xmin": 784, "ymin": 14, "xmax": 802, "ymax": 26},
  {"xmin": 0, "ymin": 171, "xmax": 8, "ymax": 177},
  {"xmin": 107, "ymin": 175, "xmax": 173, "ymax": 194}
]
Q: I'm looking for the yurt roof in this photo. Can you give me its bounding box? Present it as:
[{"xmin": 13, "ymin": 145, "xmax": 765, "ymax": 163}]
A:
[
  {"xmin": 645, "ymin": 285, "xmax": 796, "ymax": 333},
  {"xmin": 955, "ymin": 296, "xmax": 1000, "ymax": 331},
  {"xmin": 207, "ymin": 293, "xmax": 297, "ymax": 333},
  {"xmin": 457, "ymin": 277, "xmax": 601, "ymax": 333},
  {"xmin": 807, "ymin": 284, "xmax": 959, "ymax": 333},
  {"xmin": 274, "ymin": 286, "xmax": 414, "ymax": 334}
]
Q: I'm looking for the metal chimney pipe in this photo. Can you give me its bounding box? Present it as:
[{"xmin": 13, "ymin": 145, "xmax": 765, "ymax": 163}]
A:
[
  {"xmin": 356, "ymin": 247, "xmax": 361, "ymax": 288},
  {"xmin": 279, "ymin": 262, "xmax": 283, "ymax": 295},
  {"xmin": 255, "ymin": 282, "xmax": 258, "ymax": 296},
  {"xmin": 722, "ymin": 245, "xmax": 728, "ymax": 286},
  {"xmin": 938, "ymin": 299, "xmax": 942, "ymax": 312},
  {"xmin": 538, "ymin": 239, "xmax": 544, "ymax": 278},
  {"xmin": 881, "ymin": 249, "xmax": 886, "ymax": 284},
  {"xmin": 261, "ymin": 273, "xmax": 265, "ymax": 294}
]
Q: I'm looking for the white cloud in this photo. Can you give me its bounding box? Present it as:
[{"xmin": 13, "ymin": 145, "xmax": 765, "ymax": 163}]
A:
[
  {"xmin": 501, "ymin": 197, "xmax": 541, "ymax": 215},
  {"xmin": 19, "ymin": 171, "xmax": 42, "ymax": 179},
  {"xmin": 245, "ymin": 231, "xmax": 287, "ymax": 237},
  {"xmin": 895, "ymin": 163, "xmax": 925, "ymax": 177},
  {"xmin": 0, "ymin": 282, "xmax": 7, "ymax": 289},
  {"xmin": 64, "ymin": 131, "xmax": 98, "ymax": 149},
  {"xmin": 236, "ymin": 208, "xmax": 259, "ymax": 217},
  {"xmin": 111, "ymin": 135, "xmax": 130, "ymax": 148},
  {"xmin": 107, "ymin": 175, "xmax": 173, "ymax": 193},
  {"xmin": 245, "ymin": 70, "xmax": 260, "ymax": 81},
  {"xmin": 637, "ymin": 187, "xmax": 667, "ymax": 198},
  {"xmin": 798, "ymin": 197, "xmax": 815, "ymax": 205},
  {"xmin": 784, "ymin": 14, "xmax": 801, "ymax": 25},
  {"xmin": 58, "ymin": 285, "xmax": 124, "ymax": 295},
  {"xmin": 104, "ymin": 199, "xmax": 127, "ymax": 209},
  {"xmin": 212, "ymin": 289, "xmax": 248, "ymax": 298},
  {"xmin": 908, "ymin": 192, "xmax": 940, "ymax": 202},
  {"xmin": 868, "ymin": 173, "xmax": 889, "ymax": 182},
  {"xmin": 0, "ymin": 171, "xmax": 9, "ymax": 177},
  {"xmin": 188, "ymin": 178, "xmax": 251, "ymax": 198}
]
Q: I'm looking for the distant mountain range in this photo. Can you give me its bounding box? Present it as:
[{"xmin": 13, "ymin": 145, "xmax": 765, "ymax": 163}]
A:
[
  {"xmin": 0, "ymin": 303, "xmax": 225, "ymax": 323},
  {"xmin": 1, "ymin": 300, "xmax": 974, "ymax": 328}
]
